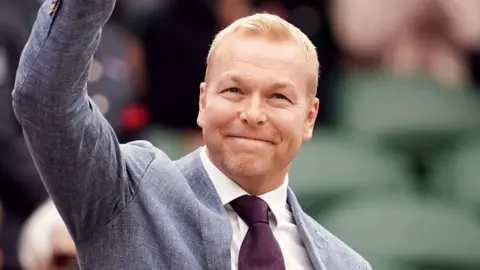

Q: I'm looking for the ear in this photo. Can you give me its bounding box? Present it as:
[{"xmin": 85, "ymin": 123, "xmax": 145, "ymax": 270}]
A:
[
  {"xmin": 302, "ymin": 97, "xmax": 319, "ymax": 141},
  {"xmin": 197, "ymin": 82, "xmax": 207, "ymax": 128}
]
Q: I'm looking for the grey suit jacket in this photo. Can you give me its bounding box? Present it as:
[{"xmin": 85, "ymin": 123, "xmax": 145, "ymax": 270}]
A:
[{"xmin": 12, "ymin": 0, "xmax": 371, "ymax": 269}]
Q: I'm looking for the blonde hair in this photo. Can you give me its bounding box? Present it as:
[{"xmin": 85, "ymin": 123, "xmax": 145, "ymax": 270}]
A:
[{"xmin": 206, "ymin": 13, "xmax": 320, "ymax": 98}]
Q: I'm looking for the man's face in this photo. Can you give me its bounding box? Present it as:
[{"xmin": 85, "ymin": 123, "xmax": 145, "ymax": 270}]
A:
[{"xmin": 197, "ymin": 35, "xmax": 319, "ymax": 187}]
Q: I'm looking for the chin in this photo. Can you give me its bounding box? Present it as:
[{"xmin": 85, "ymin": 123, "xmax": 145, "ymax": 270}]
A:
[{"xmin": 223, "ymin": 155, "xmax": 267, "ymax": 178}]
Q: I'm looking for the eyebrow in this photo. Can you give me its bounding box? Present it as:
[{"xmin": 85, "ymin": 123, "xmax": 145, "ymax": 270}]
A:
[{"xmin": 226, "ymin": 74, "xmax": 295, "ymax": 92}]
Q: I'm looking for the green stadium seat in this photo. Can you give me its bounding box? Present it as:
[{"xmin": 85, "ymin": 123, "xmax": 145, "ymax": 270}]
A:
[
  {"xmin": 141, "ymin": 126, "xmax": 191, "ymax": 160},
  {"xmin": 429, "ymin": 136, "xmax": 480, "ymax": 210},
  {"xmin": 334, "ymin": 70, "xmax": 480, "ymax": 153},
  {"xmin": 317, "ymin": 192, "xmax": 480, "ymax": 269},
  {"xmin": 367, "ymin": 259, "xmax": 416, "ymax": 270},
  {"xmin": 289, "ymin": 131, "xmax": 413, "ymax": 214}
]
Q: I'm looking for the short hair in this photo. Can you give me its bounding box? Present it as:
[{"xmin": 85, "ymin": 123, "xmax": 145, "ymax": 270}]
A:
[
  {"xmin": 205, "ymin": 13, "xmax": 320, "ymax": 98},
  {"xmin": 18, "ymin": 200, "xmax": 67, "ymax": 270}
]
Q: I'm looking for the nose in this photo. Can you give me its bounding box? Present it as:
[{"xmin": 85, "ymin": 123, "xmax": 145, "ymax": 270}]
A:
[{"xmin": 239, "ymin": 96, "xmax": 267, "ymax": 126}]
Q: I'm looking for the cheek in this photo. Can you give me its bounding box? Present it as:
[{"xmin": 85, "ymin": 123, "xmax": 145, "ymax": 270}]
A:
[
  {"xmin": 204, "ymin": 99, "xmax": 238, "ymax": 128},
  {"xmin": 271, "ymin": 111, "xmax": 305, "ymax": 142}
]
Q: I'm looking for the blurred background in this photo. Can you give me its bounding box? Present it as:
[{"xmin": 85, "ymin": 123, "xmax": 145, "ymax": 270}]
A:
[{"xmin": 1, "ymin": 0, "xmax": 480, "ymax": 269}]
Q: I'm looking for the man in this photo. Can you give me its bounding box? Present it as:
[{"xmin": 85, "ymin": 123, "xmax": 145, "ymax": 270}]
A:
[{"xmin": 12, "ymin": 0, "xmax": 370, "ymax": 269}]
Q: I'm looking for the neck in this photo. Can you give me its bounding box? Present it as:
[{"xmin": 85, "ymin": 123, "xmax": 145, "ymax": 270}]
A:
[
  {"xmin": 204, "ymin": 147, "xmax": 289, "ymax": 196},
  {"xmin": 233, "ymin": 173, "xmax": 286, "ymax": 196}
]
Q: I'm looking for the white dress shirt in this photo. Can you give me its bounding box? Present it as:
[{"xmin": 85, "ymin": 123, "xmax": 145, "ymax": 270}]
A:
[{"xmin": 200, "ymin": 147, "xmax": 313, "ymax": 270}]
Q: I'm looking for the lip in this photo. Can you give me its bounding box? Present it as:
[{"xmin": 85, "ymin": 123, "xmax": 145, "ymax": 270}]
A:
[{"xmin": 226, "ymin": 135, "xmax": 274, "ymax": 144}]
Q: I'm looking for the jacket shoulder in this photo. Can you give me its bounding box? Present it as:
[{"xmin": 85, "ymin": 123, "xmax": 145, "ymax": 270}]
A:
[
  {"xmin": 304, "ymin": 214, "xmax": 372, "ymax": 270},
  {"xmin": 120, "ymin": 140, "xmax": 173, "ymax": 174}
]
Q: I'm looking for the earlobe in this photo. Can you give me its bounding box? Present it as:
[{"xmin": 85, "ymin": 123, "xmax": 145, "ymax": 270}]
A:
[
  {"xmin": 199, "ymin": 82, "xmax": 207, "ymax": 110},
  {"xmin": 303, "ymin": 125, "xmax": 314, "ymax": 141},
  {"xmin": 197, "ymin": 82, "xmax": 207, "ymax": 128},
  {"xmin": 303, "ymin": 98, "xmax": 319, "ymax": 141},
  {"xmin": 197, "ymin": 114, "xmax": 204, "ymax": 128}
]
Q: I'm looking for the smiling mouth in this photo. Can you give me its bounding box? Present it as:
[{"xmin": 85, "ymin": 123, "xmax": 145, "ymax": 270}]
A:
[{"xmin": 227, "ymin": 136, "xmax": 274, "ymax": 144}]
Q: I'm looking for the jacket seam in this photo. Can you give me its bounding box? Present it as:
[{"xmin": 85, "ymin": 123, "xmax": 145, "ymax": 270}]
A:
[{"xmin": 76, "ymin": 152, "xmax": 156, "ymax": 245}]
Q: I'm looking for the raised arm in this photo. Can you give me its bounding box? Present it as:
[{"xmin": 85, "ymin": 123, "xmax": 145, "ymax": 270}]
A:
[{"xmin": 12, "ymin": 0, "xmax": 144, "ymax": 242}]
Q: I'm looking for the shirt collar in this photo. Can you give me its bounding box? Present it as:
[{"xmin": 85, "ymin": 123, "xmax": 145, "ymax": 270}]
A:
[{"xmin": 200, "ymin": 146, "xmax": 288, "ymax": 224}]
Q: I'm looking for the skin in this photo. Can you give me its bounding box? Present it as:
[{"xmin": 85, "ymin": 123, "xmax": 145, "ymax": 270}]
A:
[
  {"xmin": 185, "ymin": 0, "xmax": 289, "ymax": 150},
  {"xmin": 197, "ymin": 35, "xmax": 319, "ymax": 195}
]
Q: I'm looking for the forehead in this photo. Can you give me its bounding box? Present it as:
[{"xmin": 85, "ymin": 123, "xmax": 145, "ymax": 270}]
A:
[{"xmin": 210, "ymin": 36, "xmax": 308, "ymax": 88}]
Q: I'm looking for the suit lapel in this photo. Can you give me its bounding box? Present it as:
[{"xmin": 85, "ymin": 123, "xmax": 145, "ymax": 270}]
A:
[
  {"xmin": 175, "ymin": 149, "xmax": 232, "ymax": 270},
  {"xmin": 176, "ymin": 150, "xmax": 330, "ymax": 270},
  {"xmin": 288, "ymin": 188, "xmax": 327, "ymax": 270}
]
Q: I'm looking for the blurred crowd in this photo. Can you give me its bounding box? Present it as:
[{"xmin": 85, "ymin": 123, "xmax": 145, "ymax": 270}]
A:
[{"xmin": 1, "ymin": 0, "xmax": 480, "ymax": 269}]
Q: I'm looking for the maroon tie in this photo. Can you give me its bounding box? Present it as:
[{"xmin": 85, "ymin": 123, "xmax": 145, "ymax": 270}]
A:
[{"xmin": 230, "ymin": 195, "xmax": 286, "ymax": 270}]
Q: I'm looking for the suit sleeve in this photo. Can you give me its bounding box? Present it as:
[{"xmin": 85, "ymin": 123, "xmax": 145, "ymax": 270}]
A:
[
  {"xmin": 12, "ymin": 0, "xmax": 136, "ymax": 242},
  {"xmin": 0, "ymin": 25, "xmax": 49, "ymax": 221}
]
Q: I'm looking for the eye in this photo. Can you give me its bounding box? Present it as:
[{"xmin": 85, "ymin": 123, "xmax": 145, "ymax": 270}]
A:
[
  {"xmin": 272, "ymin": 93, "xmax": 287, "ymax": 100},
  {"xmin": 225, "ymin": 87, "xmax": 241, "ymax": 94}
]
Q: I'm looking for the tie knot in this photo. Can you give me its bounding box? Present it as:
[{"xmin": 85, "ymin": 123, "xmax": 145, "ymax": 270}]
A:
[{"xmin": 230, "ymin": 195, "xmax": 270, "ymax": 226}]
